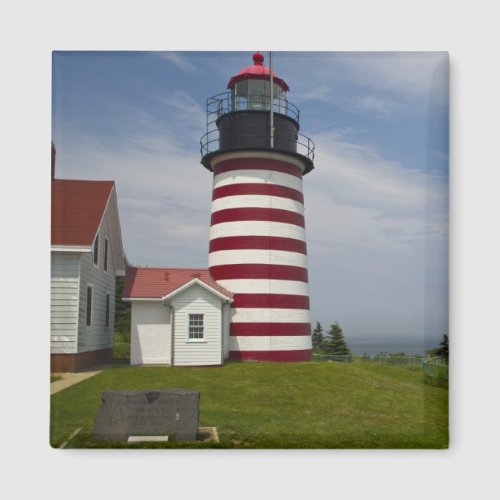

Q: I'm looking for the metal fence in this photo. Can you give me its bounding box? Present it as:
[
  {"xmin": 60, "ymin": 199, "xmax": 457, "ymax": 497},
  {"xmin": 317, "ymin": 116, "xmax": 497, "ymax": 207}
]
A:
[
  {"xmin": 312, "ymin": 354, "xmax": 425, "ymax": 366},
  {"xmin": 312, "ymin": 354, "xmax": 353, "ymax": 363},
  {"xmin": 422, "ymin": 358, "xmax": 449, "ymax": 385},
  {"xmin": 200, "ymin": 90, "xmax": 315, "ymax": 161},
  {"xmin": 312, "ymin": 353, "xmax": 449, "ymax": 386}
]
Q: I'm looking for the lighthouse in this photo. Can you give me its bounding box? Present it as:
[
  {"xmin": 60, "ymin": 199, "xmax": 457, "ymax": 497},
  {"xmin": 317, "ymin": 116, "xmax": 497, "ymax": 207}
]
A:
[{"xmin": 201, "ymin": 52, "xmax": 315, "ymax": 362}]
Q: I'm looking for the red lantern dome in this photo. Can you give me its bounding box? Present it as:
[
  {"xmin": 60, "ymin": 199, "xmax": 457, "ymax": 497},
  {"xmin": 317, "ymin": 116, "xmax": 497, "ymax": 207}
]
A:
[{"xmin": 227, "ymin": 52, "xmax": 289, "ymax": 92}]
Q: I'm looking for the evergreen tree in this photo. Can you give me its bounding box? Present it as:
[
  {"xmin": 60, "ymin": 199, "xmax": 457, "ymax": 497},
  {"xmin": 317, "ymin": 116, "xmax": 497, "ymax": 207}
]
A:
[
  {"xmin": 311, "ymin": 321, "xmax": 325, "ymax": 351},
  {"xmin": 114, "ymin": 256, "xmax": 132, "ymax": 341},
  {"xmin": 324, "ymin": 321, "xmax": 351, "ymax": 355},
  {"xmin": 426, "ymin": 334, "xmax": 449, "ymax": 364},
  {"xmin": 435, "ymin": 334, "xmax": 449, "ymax": 364}
]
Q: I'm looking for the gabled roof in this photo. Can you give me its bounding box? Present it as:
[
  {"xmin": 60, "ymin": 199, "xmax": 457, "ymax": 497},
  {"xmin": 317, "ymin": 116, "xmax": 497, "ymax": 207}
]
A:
[
  {"xmin": 122, "ymin": 267, "xmax": 233, "ymax": 301},
  {"xmin": 51, "ymin": 179, "xmax": 115, "ymax": 246},
  {"xmin": 51, "ymin": 179, "xmax": 126, "ymax": 275}
]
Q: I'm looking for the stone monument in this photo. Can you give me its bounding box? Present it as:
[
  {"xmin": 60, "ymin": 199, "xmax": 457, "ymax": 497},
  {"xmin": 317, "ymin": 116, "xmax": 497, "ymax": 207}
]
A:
[{"xmin": 92, "ymin": 389, "xmax": 200, "ymax": 442}]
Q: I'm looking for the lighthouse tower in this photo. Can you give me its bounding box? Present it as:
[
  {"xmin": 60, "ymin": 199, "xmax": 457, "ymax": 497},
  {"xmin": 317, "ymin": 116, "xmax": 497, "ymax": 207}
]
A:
[{"xmin": 201, "ymin": 52, "xmax": 315, "ymax": 362}]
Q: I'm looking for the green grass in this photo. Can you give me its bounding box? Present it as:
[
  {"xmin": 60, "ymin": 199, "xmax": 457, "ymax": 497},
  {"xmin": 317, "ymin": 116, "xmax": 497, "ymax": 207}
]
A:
[
  {"xmin": 51, "ymin": 375, "xmax": 62, "ymax": 383},
  {"xmin": 50, "ymin": 361, "xmax": 448, "ymax": 449}
]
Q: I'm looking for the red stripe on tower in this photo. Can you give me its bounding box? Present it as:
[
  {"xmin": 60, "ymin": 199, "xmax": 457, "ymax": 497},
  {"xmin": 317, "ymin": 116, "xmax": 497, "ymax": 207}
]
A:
[
  {"xmin": 231, "ymin": 323, "xmax": 311, "ymax": 336},
  {"xmin": 209, "ymin": 263, "xmax": 308, "ymax": 282},
  {"xmin": 209, "ymin": 236, "xmax": 307, "ymax": 254},
  {"xmin": 229, "ymin": 349, "xmax": 312, "ymax": 362},
  {"xmin": 212, "ymin": 183, "xmax": 304, "ymax": 203},
  {"xmin": 211, "ymin": 207, "xmax": 305, "ymax": 227},
  {"xmin": 232, "ymin": 293, "xmax": 310, "ymax": 309}
]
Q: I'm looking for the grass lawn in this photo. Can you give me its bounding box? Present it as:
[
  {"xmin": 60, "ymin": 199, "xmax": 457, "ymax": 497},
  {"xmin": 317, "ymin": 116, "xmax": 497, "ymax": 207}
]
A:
[{"xmin": 50, "ymin": 361, "xmax": 448, "ymax": 449}]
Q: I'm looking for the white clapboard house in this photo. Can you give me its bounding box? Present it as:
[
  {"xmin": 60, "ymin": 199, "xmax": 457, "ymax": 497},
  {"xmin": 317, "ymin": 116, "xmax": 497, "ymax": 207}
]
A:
[
  {"xmin": 50, "ymin": 149, "xmax": 125, "ymax": 372},
  {"xmin": 122, "ymin": 268, "xmax": 233, "ymax": 366}
]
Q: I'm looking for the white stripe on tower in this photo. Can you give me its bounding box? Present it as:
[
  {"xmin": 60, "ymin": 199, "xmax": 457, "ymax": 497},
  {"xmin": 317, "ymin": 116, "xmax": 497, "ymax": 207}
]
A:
[
  {"xmin": 211, "ymin": 195, "xmax": 304, "ymax": 215},
  {"xmin": 208, "ymin": 155, "xmax": 312, "ymax": 362},
  {"xmin": 215, "ymin": 279, "xmax": 310, "ymax": 296},
  {"xmin": 209, "ymin": 249, "xmax": 308, "ymax": 268},
  {"xmin": 210, "ymin": 221, "xmax": 306, "ymax": 241},
  {"xmin": 230, "ymin": 336, "xmax": 312, "ymax": 351},
  {"xmin": 213, "ymin": 169, "xmax": 303, "ymax": 193}
]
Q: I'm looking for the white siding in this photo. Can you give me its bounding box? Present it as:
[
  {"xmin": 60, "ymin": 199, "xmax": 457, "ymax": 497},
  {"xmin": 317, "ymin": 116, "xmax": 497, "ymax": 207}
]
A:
[
  {"xmin": 131, "ymin": 302, "xmax": 171, "ymax": 365},
  {"xmin": 51, "ymin": 253, "xmax": 80, "ymax": 353},
  {"xmin": 78, "ymin": 211, "xmax": 117, "ymax": 352},
  {"xmin": 171, "ymin": 284, "xmax": 224, "ymax": 366},
  {"xmin": 222, "ymin": 302, "xmax": 230, "ymax": 359}
]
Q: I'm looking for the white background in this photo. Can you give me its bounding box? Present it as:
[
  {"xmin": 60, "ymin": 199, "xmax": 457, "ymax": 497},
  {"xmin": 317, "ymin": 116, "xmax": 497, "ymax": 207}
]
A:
[{"xmin": 1, "ymin": 1, "xmax": 498, "ymax": 498}]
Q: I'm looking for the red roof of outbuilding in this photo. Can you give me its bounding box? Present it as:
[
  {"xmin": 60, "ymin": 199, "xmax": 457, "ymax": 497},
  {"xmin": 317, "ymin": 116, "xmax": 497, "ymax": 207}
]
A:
[
  {"xmin": 122, "ymin": 267, "xmax": 234, "ymax": 300},
  {"xmin": 51, "ymin": 179, "xmax": 115, "ymax": 246}
]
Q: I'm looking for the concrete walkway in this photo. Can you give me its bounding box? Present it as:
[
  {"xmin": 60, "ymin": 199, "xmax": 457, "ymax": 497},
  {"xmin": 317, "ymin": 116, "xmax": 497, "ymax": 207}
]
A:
[{"xmin": 51, "ymin": 361, "xmax": 128, "ymax": 395}]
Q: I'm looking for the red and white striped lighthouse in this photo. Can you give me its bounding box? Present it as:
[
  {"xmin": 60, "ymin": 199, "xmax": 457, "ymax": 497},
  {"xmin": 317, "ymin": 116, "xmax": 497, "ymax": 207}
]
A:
[{"xmin": 201, "ymin": 52, "xmax": 315, "ymax": 362}]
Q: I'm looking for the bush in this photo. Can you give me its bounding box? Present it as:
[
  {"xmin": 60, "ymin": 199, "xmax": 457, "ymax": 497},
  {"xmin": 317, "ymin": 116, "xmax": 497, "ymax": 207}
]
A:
[
  {"xmin": 113, "ymin": 342, "xmax": 130, "ymax": 360},
  {"xmin": 113, "ymin": 331, "xmax": 131, "ymax": 360}
]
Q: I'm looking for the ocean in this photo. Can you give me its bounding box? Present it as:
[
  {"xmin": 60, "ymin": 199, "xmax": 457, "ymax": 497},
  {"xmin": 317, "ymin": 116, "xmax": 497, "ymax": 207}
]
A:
[{"xmin": 346, "ymin": 337, "xmax": 440, "ymax": 357}]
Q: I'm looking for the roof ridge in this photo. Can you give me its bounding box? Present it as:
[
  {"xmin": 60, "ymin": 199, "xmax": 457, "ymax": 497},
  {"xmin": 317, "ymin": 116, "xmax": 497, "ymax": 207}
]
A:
[
  {"xmin": 130, "ymin": 266, "xmax": 209, "ymax": 271},
  {"xmin": 52, "ymin": 178, "xmax": 115, "ymax": 183}
]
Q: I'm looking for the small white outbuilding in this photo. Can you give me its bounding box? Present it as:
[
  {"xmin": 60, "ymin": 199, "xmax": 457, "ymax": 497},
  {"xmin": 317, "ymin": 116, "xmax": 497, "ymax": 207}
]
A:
[{"xmin": 122, "ymin": 268, "xmax": 233, "ymax": 366}]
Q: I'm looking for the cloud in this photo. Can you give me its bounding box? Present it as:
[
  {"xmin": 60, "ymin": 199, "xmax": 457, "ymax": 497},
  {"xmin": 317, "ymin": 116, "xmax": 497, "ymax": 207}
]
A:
[
  {"xmin": 161, "ymin": 90, "xmax": 206, "ymax": 138},
  {"xmin": 158, "ymin": 52, "xmax": 197, "ymax": 74},
  {"xmin": 57, "ymin": 127, "xmax": 212, "ymax": 269},
  {"xmin": 349, "ymin": 95, "xmax": 399, "ymax": 117},
  {"xmin": 280, "ymin": 51, "xmax": 448, "ymax": 118},
  {"xmin": 302, "ymin": 128, "xmax": 448, "ymax": 338},
  {"xmin": 308, "ymin": 130, "xmax": 446, "ymax": 217},
  {"xmin": 335, "ymin": 52, "xmax": 449, "ymax": 96}
]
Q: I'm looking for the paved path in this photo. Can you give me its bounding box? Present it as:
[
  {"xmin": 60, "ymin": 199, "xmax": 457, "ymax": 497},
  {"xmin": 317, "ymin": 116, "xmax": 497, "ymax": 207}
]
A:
[
  {"xmin": 51, "ymin": 370, "xmax": 104, "ymax": 395},
  {"xmin": 50, "ymin": 361, "xmax": 128, "ymax": 395}
]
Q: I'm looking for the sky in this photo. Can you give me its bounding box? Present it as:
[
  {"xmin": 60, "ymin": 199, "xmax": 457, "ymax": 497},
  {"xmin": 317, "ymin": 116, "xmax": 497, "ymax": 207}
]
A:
[{"xmin": 52, "ymin": 51, "xmax": 449, "ymax": 354}]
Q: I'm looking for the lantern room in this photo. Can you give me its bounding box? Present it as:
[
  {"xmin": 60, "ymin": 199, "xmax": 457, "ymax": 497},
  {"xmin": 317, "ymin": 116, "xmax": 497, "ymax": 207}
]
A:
[
  {"xmin": 200, "ymin": 52, "xmax": 314, "ymax": 174},
  {"xmin": 228, "ymin": 51, "xmax": 290, "ymax": 114}
]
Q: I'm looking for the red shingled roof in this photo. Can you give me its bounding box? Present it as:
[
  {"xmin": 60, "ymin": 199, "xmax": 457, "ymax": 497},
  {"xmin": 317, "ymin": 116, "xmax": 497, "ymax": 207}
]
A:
[
  {"xmin": 51, "ymin": 179, "xmax": 115, "ymax": 246},
  {"xmin": 122, "ymin": 267, "xmax": 234, "ymax": 300}
]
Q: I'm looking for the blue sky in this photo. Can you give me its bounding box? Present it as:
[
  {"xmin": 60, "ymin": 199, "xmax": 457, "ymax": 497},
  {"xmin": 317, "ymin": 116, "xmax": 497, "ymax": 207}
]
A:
[{"xmin": 52, "ymin": 51, "xmax": 449, "ymax": 353}]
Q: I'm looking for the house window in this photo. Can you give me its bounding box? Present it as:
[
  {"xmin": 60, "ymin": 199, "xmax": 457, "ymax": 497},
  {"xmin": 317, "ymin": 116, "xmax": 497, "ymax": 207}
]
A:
[
  {"xmin": 104, "ymin": 238, "xmax": 109, "ymax": 272},
  {"xmin": 86, "ymin": 286, "xmax": 93, "ymax": 326},
  {"xmin": 105, "ymin": 292, "xmax": 110, "ymax": 327},
  {"xmin": 188, "ymin": 314, "xmax": 204, "ymax": 340},
  {"xmin": 93, "ymin": 235, "xmax": 99, "ymax": 266}
]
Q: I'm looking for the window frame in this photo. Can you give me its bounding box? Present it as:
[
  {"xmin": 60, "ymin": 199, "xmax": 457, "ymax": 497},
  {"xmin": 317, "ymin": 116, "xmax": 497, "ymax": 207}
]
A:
[
  {"xmin": 86, "ymin": 285, "xmax": 93, "ymax": 327},
  {"xmin": 103, "ymin": 237, "xmax": 109, "ymax": 272},
  {"xmin": 188, "ymin": 313, "xmax": 205, "ymax": 342},
  {"xmin": 105, "ymin": 291, "xmax": 111, "ymax": 328},
  {"xmin": 93, "ymin": 234, "xmax": 99, "ymax": 267}
]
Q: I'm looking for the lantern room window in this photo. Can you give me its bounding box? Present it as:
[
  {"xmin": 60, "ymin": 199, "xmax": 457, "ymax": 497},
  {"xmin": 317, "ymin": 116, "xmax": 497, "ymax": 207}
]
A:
[{"xmin": 233, "ymin": 80, "xmax": 287, "ymax": 112}]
